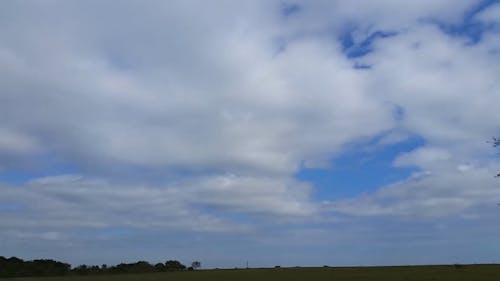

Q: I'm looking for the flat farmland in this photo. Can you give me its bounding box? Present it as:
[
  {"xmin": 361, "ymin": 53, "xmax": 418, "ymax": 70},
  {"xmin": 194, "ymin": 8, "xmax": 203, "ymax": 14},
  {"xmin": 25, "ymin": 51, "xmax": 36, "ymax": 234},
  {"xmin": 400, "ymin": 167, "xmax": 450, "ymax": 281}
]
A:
[{"xmin": 5, "ymin": 264, "xmax": 500, "ymax": 281}]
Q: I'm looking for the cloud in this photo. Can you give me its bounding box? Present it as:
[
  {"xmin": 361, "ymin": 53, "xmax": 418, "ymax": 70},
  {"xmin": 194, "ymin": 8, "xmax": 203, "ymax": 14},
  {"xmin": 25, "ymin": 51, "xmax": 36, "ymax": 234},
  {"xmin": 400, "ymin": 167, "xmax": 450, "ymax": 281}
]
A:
[
  {"xmin": 0, "ymin": 129, "xmax": 40, "ymax": 155},
  {"xmin": 1, "ymin": 0, "xmax": 498, "ymax": 218},
  {"xmin": 0, "ymin": 173, "xmax": 317, "ymax": 235},
  {"xmin": 180, "ymin": 174, "xmax": 316, "ymax": 217},
  {"xmin": 476, "ymin": 3, "xmax": 500, "ymax": 24},
  {"xmin": 1, "ymin": 0, "xmax": 500, "ymax": 266},
  {"xmin": 0, "ymin": 0, "xmax": 398, "ymax": 179},
  {"xmin": 394, "ymin": 147, "xmax": 451, "ymax": 168},
  {"xmin": 366, "ymin": 23, "xmax": 500, "ymax": 144},
  {"xmin": 0, "ymin": 175, "xmax": 247, "ymax": 232},
  {"xmin": 273, "ymin": 0, "xmax": 471, "ymax": 38},
  {"xmin": 326, "ymin": 7, "xmax": 500, "ymax": 218},
  {"xmin": 330, "ymin": 162, "xmax": 500, "ymax": 217}
]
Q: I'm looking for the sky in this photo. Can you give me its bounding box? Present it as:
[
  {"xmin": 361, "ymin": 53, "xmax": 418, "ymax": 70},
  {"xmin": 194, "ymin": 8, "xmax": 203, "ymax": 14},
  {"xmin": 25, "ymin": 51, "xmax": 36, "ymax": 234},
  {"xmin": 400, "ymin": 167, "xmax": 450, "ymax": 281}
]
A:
[{"xmin": 1, "ymin": 0, "xmax": 500, "ymax": 268}]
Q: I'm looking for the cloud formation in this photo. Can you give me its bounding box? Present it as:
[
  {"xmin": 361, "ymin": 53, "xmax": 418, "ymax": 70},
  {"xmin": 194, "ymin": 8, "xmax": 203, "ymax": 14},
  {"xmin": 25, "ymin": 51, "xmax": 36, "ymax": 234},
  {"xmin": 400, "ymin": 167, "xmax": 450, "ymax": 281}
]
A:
[{"xmin": 1, "ymin": 0, "xmax": 500, "ymax": 266}]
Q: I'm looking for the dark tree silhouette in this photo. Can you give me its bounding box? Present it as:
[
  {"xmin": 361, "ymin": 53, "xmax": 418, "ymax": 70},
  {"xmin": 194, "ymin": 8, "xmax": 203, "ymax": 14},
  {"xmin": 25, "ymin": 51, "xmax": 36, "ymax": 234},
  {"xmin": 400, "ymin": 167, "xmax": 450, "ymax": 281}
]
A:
[
  {"xmin": 154, "ymin": 262, "xmax": 166, "ymax": 272},
  {"xmin": 191, "ymin": 261, "xmax": 201, "ymax": 269},
  {"xmin": 0, "ymin": 257, "xmax": 71, "ymax": 278},
  {"xmin": 0, "ymin": 256, "xmax": 189, "ymax": 278},
  {"xmin": 165, "ymin": 260, "xmax": 186, "ymax": 271},
  {"xmin": 110, "ymin": 261, "xmax": 155, "ymax": 274}
]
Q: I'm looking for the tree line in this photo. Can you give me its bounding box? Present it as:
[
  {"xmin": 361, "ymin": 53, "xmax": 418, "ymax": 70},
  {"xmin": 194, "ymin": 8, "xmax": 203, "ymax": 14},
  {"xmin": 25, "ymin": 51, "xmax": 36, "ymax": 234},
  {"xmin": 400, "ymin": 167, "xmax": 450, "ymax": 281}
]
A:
[{"xmin": 0, "ymin": 256, "xmax": 200, "ymax": 278}]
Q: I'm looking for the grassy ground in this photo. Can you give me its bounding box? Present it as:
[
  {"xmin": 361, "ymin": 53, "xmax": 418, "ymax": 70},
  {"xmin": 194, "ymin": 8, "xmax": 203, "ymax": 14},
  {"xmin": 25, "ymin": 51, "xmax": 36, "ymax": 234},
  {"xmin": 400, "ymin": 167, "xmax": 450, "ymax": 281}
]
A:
[{"xmin": 5, "ymin": 264, "xmax": 500, "ymax": 281}]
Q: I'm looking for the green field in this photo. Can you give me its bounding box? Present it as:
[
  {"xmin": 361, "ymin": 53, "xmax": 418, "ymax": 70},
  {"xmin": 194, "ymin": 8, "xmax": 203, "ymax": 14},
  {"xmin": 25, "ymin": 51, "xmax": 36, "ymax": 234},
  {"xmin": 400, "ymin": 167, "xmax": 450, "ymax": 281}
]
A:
[{"xmin": 4, "ymin": 265, "xmax": 500, "ymax": 281}]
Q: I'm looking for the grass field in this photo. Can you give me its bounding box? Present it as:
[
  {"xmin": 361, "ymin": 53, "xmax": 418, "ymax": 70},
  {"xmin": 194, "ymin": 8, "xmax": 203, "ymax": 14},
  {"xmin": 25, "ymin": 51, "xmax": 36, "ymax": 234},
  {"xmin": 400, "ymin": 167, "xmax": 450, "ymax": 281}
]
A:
[{"xmin": 4, "ymin": 264, "xmax": 500, "ymax": 281}]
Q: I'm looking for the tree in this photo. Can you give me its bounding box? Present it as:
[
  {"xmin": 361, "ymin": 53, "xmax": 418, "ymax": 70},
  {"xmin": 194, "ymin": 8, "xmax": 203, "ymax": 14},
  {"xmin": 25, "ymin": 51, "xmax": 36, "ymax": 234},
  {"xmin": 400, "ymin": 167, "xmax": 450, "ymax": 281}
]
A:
[
  {"xmin": 164, "ymin": 260, "xmax": 186, "ymax": 271},
  {"xmin": 191, "ymin": 261, "xmax": 201, "ymax": 270},
  {"xmin": 73, "ymin": 265, "xmax": 89, "ymax": 275},
  {"xmin": 154, "ymin": 263, "xmax": 166, "ymax": 272},
  {"xmin": 0, "ymin": 256, "xmax": 71, "ymax": 278}
]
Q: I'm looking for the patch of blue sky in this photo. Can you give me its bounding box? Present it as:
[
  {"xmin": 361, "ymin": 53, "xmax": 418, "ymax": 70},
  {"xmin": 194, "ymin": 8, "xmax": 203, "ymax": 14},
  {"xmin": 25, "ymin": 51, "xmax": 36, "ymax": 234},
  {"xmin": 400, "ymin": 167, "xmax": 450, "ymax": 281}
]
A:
[
  {"xmin": 281, "ymin": 2, "xmax": 301, "ymax": 18},
  {"xmin": 0, "ymin": 170, "xmax": 42, "ymax": 185},
  {"xmin": 0, "ymin": 156, "xmax": 78, "ymax": 185},
  {"xmin": 296, "ymin": 135, "xmax": 425, "ymax": 201},
  {"xmin": 0, "ymin": 202, "xmax": 24, "ymax": 212},
  {"xmin": 339, "ymin": 27, "xmax": 398, "ymax": 58},
  {"xmin": 426, "ymin": 0, "xmax": 500, "ymax": 44},
  {"xmin": 1, "ymin": 152, "xmax": 207, "ymax": 185}
]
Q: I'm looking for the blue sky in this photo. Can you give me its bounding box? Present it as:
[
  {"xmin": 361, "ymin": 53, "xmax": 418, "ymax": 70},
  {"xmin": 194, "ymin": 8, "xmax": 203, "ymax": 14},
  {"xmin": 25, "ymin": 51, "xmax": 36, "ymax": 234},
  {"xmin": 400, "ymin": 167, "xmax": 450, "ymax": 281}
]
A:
[
  {"xmin": 297, "ymin": 135, "xmax": 424, "ymax": 200},
  {"xmin": 1, "ymin": 0, "xmax": 500, "ymax": 268}
]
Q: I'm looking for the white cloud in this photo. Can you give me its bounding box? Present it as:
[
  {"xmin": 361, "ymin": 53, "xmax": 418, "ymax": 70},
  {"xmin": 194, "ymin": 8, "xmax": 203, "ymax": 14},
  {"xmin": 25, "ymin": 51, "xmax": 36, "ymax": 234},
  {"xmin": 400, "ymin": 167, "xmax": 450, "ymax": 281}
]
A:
[
  {"xmin": 0, "ymin": 0, "xmax": 396, "ymax": 176},
  {"xmin": 179, "ymin": 174, "xmax": 317, "ymax": 217},
  {"xmin": 0, "ymin": 175, "xmax": 248, "ymax": 232},
  {"xmin": 0, "ymin": 129, "xmax": 40, "ymax": 155},
  {"xmin": 476, "ymin": 3, "xmax": 500, "ymax": 24},
  {"xmin": 1, "ymin": 0, "xmax": 500, "ymax": 266},
  {"xmin": 394, "ymin": 147, "xmax": 451, "ymax": 168},
  {"xmin": 325, "ymin": 8, "xmax": 500, "ymax": 218},
  {"xmin": 365, "ymin": 24, "xmax": 500, "ymax": 149},
  {"xmin": 0, "ymin": 173, "xmax": 317, "ymax": 236},
  {"xmin": 331, "ymin": 162, "xmax": 500, "ymax": 217},
  {"xmin": 1, "ymin": 0, "xmax": 498, "ymax": 218}
]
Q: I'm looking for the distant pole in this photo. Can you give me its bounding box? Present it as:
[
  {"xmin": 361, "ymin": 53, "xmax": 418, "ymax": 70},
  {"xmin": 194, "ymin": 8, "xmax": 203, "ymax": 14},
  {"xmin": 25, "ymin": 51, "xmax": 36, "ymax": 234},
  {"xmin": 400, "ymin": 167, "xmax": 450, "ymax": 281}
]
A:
[{"xmin": 246, "ymin": 261, "xmax": 248, "ymax": 269}]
